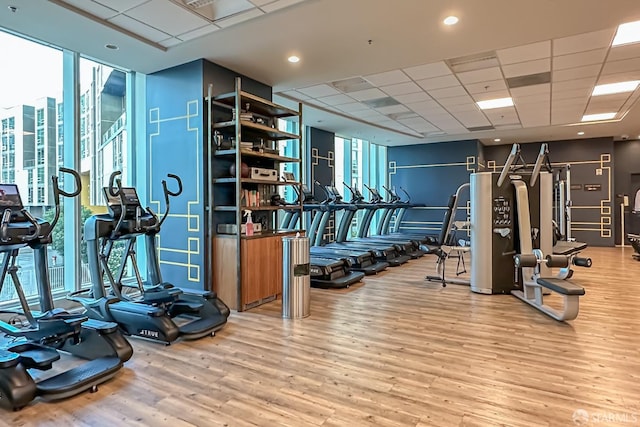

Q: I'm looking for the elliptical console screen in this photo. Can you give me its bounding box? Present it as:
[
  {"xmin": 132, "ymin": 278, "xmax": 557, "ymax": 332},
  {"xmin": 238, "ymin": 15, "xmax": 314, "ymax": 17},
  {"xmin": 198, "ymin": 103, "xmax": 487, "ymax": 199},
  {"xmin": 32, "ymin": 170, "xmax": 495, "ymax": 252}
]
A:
[
  {"xmin": 120, "ymin": 188, "xmax": 141, "ymax": 206},
  {"xmin": 0, "ymin": 184, "xmax": 23, "ymax": 209}
]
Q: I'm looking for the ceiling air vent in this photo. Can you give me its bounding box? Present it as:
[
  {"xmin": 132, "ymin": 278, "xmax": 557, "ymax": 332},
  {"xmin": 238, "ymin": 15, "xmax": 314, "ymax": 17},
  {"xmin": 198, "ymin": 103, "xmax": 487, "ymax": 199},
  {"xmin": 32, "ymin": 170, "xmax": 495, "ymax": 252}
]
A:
[
  {"xmin": 446, "ymin": 51, "xmax": 499, "ymax": 73},
  {"xmin": 387, "ymin": 112, "xmax": 419, "ymax": 120},
  {"xmin": 184, "ymin": 0, "xmax": 215, "ymax": 7},
  {"xmin": 506, "ymin": 72, "xmax": 551, "ymax": 89},
  {"xmin": 331, "ymin": 77, "xmax": 374, "ymax": 93},
  {"xmin": 362, "ymin": 97, "xmax": 400, "ymax": 109},
  {"xmin": 467, "ymin": 125, "xmax": 495, "ymax": 132}
]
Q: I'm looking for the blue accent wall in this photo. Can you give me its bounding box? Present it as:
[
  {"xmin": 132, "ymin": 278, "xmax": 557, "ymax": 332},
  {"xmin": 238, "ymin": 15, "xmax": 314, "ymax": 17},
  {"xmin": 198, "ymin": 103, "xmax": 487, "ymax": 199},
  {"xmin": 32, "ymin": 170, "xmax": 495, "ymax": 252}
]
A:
[
  {"xmin": 484, "ymin": 138, "xmax": 614, "ymax": 247},
  {"xmin": 388, "ymin": 140, "xmax": 479, "ymax": 236},
  {"xmin": 146, "ymin": 60, "xmax": 204, "ymax": 289},
  {"xmin": 145, "ymin": 59, "xmax": 273, "ymax": 290}
]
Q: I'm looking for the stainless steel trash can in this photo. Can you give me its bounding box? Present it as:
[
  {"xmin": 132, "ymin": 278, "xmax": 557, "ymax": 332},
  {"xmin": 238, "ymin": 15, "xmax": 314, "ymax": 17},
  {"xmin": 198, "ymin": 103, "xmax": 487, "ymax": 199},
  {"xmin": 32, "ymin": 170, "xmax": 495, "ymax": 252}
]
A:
[{"xmin": 282, "ymin": 234, "xmax": 310, "ymax": 319}]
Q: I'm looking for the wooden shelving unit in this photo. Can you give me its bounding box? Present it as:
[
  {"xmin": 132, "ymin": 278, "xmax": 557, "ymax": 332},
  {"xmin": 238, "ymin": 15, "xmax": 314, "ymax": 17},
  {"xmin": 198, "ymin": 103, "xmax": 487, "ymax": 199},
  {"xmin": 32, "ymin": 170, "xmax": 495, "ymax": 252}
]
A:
[{"xmin": 207, "ymin": 77, "xmax": 303, "ymax": 311}]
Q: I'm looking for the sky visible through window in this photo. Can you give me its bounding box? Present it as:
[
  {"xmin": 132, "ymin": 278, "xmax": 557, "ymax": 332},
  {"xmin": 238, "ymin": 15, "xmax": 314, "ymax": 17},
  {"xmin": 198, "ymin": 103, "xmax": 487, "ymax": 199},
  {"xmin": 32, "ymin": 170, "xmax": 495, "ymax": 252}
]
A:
[{"xmin": 0, "ymin": 30, "xmax": 111, "ymax": 109}]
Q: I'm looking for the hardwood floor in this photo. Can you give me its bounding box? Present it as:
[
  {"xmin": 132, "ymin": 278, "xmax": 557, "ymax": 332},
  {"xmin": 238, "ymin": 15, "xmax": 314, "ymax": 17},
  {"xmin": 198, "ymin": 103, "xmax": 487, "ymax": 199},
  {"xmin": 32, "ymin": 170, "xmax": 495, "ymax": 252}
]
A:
[{"xmin": 5, "ymin": 247, "xmax": 640, "ymax": 426}]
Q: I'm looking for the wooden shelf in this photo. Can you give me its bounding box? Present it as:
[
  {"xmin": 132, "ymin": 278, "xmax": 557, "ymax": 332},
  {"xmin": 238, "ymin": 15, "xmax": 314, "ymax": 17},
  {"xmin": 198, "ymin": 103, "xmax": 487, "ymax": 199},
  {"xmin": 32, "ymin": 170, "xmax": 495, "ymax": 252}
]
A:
[
  {"xmin": 214, "ymin": 177, "xmax": 300, "ymax": 185},
  {"xmin": 213, "ymin": 120, "xmax": 299, "ymax": 140},
  {"xmin": 211, "ymin": 91, "xmax": 299, "ymax": 118},
  {"xmin": 214, "ymin": 149, "xmax": 300, "ymax": 163},
  {"xmin": 215, "ymin": 229, "xmax": 303, "ymax": 240}
]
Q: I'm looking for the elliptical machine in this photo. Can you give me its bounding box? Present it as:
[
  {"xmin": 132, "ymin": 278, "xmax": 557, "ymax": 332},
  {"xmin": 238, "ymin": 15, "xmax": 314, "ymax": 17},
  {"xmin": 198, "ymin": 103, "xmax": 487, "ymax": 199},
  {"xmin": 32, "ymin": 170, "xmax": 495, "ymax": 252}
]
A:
[
  {"xmin": 0, "ymin": 168, "xmax": 132, "ymax": 410},
  {"xmin": 70, "ymin": 171, "xmax": 229, "ymax": 344}
]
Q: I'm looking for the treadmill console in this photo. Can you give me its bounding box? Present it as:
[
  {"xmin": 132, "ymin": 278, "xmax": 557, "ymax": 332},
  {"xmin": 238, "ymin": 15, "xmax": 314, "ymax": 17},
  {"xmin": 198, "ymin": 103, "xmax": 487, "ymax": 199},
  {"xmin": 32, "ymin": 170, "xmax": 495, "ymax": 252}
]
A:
[
  {"xmin": 300, "ymin": 185, "xmax": 315, "ymax": 202},
  {"xmin": 103, "ymin": 187, "xmax": 142, "ymax": 219}
]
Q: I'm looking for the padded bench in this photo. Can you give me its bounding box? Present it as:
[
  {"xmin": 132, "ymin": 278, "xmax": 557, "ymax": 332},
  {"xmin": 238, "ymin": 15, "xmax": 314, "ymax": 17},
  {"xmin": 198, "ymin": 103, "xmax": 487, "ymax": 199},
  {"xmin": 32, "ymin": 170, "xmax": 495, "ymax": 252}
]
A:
[
  {"xmin": 553, "ymin": 241, "xmax": 587, "ymax": 256},
  {"xmin": 537, "ymin": 278, "xmax": 585, "ymax": 296}
]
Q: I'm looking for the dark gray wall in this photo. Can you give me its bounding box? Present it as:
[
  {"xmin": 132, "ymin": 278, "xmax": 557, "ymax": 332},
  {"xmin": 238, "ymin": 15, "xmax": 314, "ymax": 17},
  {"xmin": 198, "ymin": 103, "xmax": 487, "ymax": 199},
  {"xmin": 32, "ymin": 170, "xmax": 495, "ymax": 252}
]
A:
[
  {"xmin": 306, "ymin": 127, "xmax": 336, "ymax": 242},
  {"xmin": 484, "ymin": 137, "xmax": 614, "ymax": 247},
  {"xmin": 614, "ymin": 139, "xmax": 640, "ymax": 243}
]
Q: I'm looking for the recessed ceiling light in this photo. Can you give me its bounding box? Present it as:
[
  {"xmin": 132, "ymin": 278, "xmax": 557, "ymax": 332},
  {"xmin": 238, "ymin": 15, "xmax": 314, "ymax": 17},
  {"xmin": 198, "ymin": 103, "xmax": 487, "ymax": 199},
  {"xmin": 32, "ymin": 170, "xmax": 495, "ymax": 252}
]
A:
[
  {"xmin": 494, "ymin": 138, "xmax": 501, "ymax": 142},
  {"xmin": 477, "ymin": 97, "xmax": 514, "ymax": 110},
  {"xmin": 581, "ymin": 112, "xmax": 617, "ymax": 122},
  {"xmin": 592, "ymin": 80, "xmax": 640, "ymax": 96},
  {"xmin": 577, "ymin": 131, "xmax": 585, "ymax": 136},
  {"xmin": 287, "ymin": 55, "xmax": 300, "ymax": 63},
  {"xmin": 105, "ymin": 44, "xmax": 119, "ymax": 50},
  {"xmin": 612, "ymin": 20, "xmax": 640, "ymax": 46},
  {"xmin": 443, "ymin": 16, "xmax": 459, "ymax": 25}
]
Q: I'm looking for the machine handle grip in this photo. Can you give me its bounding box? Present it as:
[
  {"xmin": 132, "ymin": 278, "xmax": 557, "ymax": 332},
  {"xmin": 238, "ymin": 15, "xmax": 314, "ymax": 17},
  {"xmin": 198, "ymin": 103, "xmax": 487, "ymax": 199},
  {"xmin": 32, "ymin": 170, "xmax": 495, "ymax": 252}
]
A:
[
  {"xmin": 0, "ymin": 209, "xmax": 11, "ymax": 242},
  {"xmin": 108, "ymin": 171, "xmax": 122, "ymax": 197},
  {"xmin": 573, "ymin": 257, "xmax": 592, "ymax": 268},
  {"xmin": 20, "ymin": 209, "xmax": 42, "ymax": 241},
  {"xmin": 54, "ymin": 167, "xmax": 81, "ymax": 198},
  {"xmin": 163, "ymin": 174, "xmax": 183, "ymax": 198}
]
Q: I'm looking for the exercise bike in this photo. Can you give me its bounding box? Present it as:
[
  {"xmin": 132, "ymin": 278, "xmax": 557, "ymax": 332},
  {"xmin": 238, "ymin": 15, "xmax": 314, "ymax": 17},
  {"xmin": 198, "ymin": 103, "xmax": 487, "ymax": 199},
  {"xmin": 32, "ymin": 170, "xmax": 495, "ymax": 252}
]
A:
[
  {"xmin": 0, "ymin": 169, "xmax": 132, "ymax": 410},
  {"xmin": 69, "ymin": 171, "xmax": 229, "ymax": 344}
]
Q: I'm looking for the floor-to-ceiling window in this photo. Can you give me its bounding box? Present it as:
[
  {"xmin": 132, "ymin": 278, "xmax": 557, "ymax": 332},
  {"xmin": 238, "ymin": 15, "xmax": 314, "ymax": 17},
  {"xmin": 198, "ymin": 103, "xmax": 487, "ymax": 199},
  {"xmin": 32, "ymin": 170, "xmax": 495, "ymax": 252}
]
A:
[
  {"xmin": 0, "ymin": 30, "xmax": 65, "ymax": 304},
  {"xmin": 0, "ymin": 28, "xmax": 133, "ymax": 306}
]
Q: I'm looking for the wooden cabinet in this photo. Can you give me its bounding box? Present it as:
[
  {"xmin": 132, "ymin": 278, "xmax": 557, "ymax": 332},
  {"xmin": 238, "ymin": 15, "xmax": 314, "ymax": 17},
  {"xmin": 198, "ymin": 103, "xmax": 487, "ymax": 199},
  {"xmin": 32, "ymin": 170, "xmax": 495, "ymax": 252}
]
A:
[{"xmin": 207, "ymin": 77, "xmax": 303, "ymax": 311}]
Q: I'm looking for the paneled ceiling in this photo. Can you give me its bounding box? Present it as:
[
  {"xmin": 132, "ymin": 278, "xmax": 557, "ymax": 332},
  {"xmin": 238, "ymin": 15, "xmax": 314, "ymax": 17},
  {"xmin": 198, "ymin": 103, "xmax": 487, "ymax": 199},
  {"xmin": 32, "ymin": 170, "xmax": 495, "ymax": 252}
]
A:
[{"xmin": 2, "ymin": 0, "xmax": 640, "ymax": 146}]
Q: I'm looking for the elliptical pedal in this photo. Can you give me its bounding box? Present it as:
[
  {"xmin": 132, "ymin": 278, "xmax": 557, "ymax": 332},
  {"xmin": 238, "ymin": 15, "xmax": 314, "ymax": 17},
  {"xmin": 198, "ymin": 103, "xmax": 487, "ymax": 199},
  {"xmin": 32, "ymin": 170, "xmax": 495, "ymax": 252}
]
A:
[{"xmin": 36, "ymin": 357, "xmax": 122, "ymax": 400}]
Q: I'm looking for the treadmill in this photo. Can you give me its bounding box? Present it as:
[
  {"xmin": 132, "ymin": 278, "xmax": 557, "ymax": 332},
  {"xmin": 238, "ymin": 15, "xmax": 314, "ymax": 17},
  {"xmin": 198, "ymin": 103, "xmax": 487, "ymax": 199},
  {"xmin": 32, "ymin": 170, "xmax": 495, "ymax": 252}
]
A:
[
  {"xmin": 278, "ymin": 178, "xmax": 365, "ymax": 288},
  {"xmin": 346, "ymin": 183, "xmax": 425, "ymax": 258},
  {"xmin": 314, "ymin": 184, "xmax": 411, "ymax": 266},
  {"xmin": 281, "ymin": 184, "xmax": 389, "ymax": 275}
]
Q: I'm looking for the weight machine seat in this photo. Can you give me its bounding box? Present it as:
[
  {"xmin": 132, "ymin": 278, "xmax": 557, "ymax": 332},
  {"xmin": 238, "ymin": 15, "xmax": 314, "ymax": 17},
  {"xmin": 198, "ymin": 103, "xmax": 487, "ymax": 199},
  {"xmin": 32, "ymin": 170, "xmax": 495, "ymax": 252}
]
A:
[
  {"xmin": 553, "ymin": 241, "xmax": 587, "ymax": 255},
  {"xmin": 628, "ymin": 233, "xmax": 640, "ymax": 241},
  {"xmin": 536, "ymin": 278, "xmax": 585, "ymax": 296}
]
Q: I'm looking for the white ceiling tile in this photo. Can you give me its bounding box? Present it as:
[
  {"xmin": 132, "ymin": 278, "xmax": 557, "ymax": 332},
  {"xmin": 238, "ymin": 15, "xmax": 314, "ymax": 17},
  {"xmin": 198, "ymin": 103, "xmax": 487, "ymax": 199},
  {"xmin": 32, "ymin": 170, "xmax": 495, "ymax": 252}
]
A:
[
  {"xmin": 428, "ymin": 114, "xmax": 464, "ymax": 127},
  {"xmin": 158, "ymin": 37, "xmax": 182, "ymax": 47},
  {"xmin": 472, "ymin": 89, "xmax": 512, "ymax": 102},
  {"xmin": 457, "ymin": 67, "xmax": 503, "ymax": 84},
  {"xmin": 405, "ymin": 100, "xmax": 442, "ymax": 113},
  {"xmin": 552, "ymin": 77, "xmax": 597, "ymax": 92},
  {"xmin": 376, "ymin": 104, "xmax": 410, "ymax": 114},
  {"xmin": 381, "ymin": 82, "xmax": 422, "ymax": 96},
  {"xmin": 445, "ymin": 103, "xmax": 482, "ymax": 113},
  {"xmin": 125, "ymin": 0, "xmax": 210, "ymax": 36},
  {"xmin": 502, "ymin": 58, "xmax": 550, "ymax": 78},
  {"xmin": 351, "ymin": 109, "xmax": 385, "ymax": 119},
  {"xmin": 484, "ymin": 107, "xmax": 519, "ymax": 125},
  {"xmin": 601, "ymin": 57, "xmax": 640, "ymax": 76},
  {"xmin": 365, "ymin": 70, "xmax": 411, "ymax": 86},
  {"xmin": 316, "ymin": 94, "xmax": 355, "ymax": 106},
  {"xmin": 297, "ymin": 84, "xmax": 341, "ymax": 98},
  {"xmin": 587, "ymin": 98, "xmax": 628, "ymax": 111},
  {"xmin": 510, "ymin": 83, "xmax": 550, "ymax": 97},
  {"xmin": 453, "ymin": 111, "xmax": 491, "ymax": 127},
  {"xmin": 439, "ymin": 124, "xmax": 469, "ymax": 132},
  {"xmin": 107, "ymin": 14, "xmax": 170, "ymax": 42},
  {"xmin": 551, "ymin": 109, "xmax": 582, "ymax": 125},
  {"xmin": 416, "ymin": 74, "xmax": 460, "ymax": 91},
  {"xmin": 404, "ymin": 61, "xmax": 452, "ymax": 80},
  {"xmin": 583, "ymin": 105, "xmax": 620, "ymax": 115},
  {"xmin": 517, "ymin": 102, "xmax": 550, "ymax": 114},
  {"xmin": 215, "ymin": 8, "xmax": 264, "ymax": 28},
  {"xmin": 520, "ymin": 114, "xmax": 551, "ymax": 127},
  {"xmin": 398, "ymin": 117, "xmax": 438, "ymax": 132},
  {"xmin": 552, "ymin": 97, "xmax": 589, "ymax": 110},
  {"xmin": 280, "ymin": 90, "xmax": 311, "ymax": 100},
  {"xmin": 64, "ymin": 0, "xmax": 118, "ymax": 18},
  {"xmin": 464, "ymin": 79, "xmax": 508, "ymax": 94},
  {"xmin": 552, "ymin": 64, "xmax": 601, "ymax": 82},
  {"xmin": 438, "ymin": 94, "xmax": 475, "ymax": 107},
  {"xmin": 553, "ymin": 49, "xmax": 608, "ymax": 70},
  {"xmin": 94, "ymin": 0, "xmax": 148, "ymax": 13},
  {"xmin": 428, "ymin": 86, "xmax": 468, "ymax": 99},
  {"xmin": 261, "ymin": 0, "xmax": 305, "ymax": 12},
  {"xmin": 177, "ymin": 25, "xmax": 218, "ymax": 41},
  {"xmin": 597, "ymin": 71, "xmax": 640, "ymax": 84},
  {"xmin": 497, "ymin": 41, "xmax": 551, "ymax": 65},
  {"xmin": 250, "ymin": 0, "xmax": 273, "ymax": 5},
  {"xmin": 512, "ymin": 92, "xmax": 550, "ymax": 104},
  {"xmin": 553, "ymin": 28, "xmax": 616, "ymax": 56},
  {"xmin": 551, "ymin": 87, "xmax": 591, "ymax": 101},
  {"xmin": 335, "ymin": 102, "xmax": 370, "ymax": 113},
  {"xmin": 393, "ymin": 92, "xmax": 432, "ymax": 103},
  {"xmin": 349, "ymin": 88, "xmax": 387, "ymax": 101},
  {"xmin": 608, "ymin": 43, "xmax": 640, "ymax": 62}
]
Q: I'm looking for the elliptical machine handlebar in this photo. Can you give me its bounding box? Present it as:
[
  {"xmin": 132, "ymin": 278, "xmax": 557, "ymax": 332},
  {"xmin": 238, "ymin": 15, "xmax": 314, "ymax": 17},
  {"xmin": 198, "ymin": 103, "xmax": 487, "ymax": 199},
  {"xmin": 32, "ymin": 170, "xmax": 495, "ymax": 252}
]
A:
[
  {"xmin": 20, "ymin": 209, "xmax": 42, "ymax": 241},
  {"xmin": 158, "ymin": 174, "xmax": 182, "ymax": 229},
  {"xmin": 107, "ymin": 171, "xmax": 122, "ymax": 197},
  {"xmin": 49, "ymin": 167, "xmax": 82, "ymax": 238}
]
